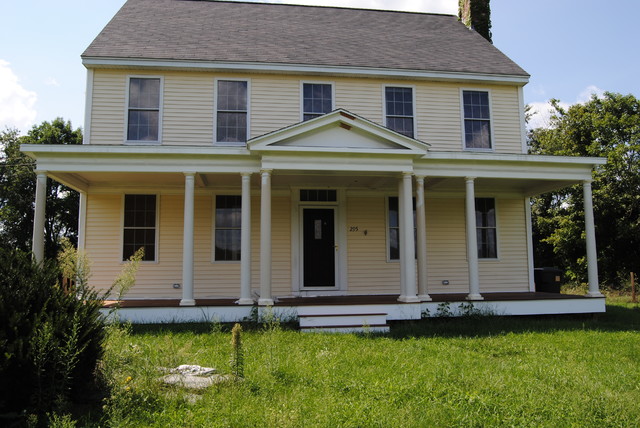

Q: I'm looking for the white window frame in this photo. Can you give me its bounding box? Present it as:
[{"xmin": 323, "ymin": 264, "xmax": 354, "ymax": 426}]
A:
[
  {"xmin": 460, "ymin": 88, "xmax": 494, "ymax": 152},
  {"xmin": 382, "ymin": 84, "xmax": 417, "ymax": 139},
  {"xmin": 124, "ymin": 75, "xmax": 163, "ymax": 144},
  {"xmin": 214, "ymin": 78, "xmax": 250, "ymax": 146},
  {"xmin": 300, "ymin": 80, "xmax": 335, "ymax": 122},
  {"xmin": 120, "ymin": 193, "xmax": 160, "ymax": 263},
  {"xmin": 475, "ymin": 196, "xmax": 499, "ymax": 260},
  {"xmin": 212, "ymin": 193, "xmax": 242, "ymax": 263}
]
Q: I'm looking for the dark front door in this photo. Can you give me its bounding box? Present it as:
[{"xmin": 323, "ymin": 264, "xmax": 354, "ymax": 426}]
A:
[{"xmin": 303, "ymin": 208, "xmax": 335, "ymax": 287}]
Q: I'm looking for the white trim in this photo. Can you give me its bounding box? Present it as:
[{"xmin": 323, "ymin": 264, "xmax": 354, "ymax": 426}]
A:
[
  {"xmin": 82, "ymin": 57, "xmax": 531, "ymax": 85},
  {"xmin": 525, "ymin": 197, "xmax": 535, "ymax": 292},
  {"xmin": 124, "ymin": 75, "xmax": 164, "ymax": 145},
  {"xmin": 382, "ymin": 84, "xmax": 418, "ymax": 140},
  {"xmin": 120, "ymin": 193, "xmax": 160, "ymax": 264},
  {"xmin": 518, "ymin": 86, "xmax": 527, "ymax": 154},
  {"xmin": 83, "ymin": 69, "xmax": 93, "ymax": 145},
  {"xmin": 300, "ymin": 80, "xmax": 335, "ymax": 122},
  {"xmin": 460, "ymin": 88, "xmax": 495, "ymax": 152},
  {"xmin": 214, "ymin": 77, "xmax": 251, "ymax": 146}
]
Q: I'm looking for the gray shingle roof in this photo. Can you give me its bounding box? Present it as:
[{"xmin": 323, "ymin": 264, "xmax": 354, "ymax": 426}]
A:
[{"xmin": 83, "ymin": 0, "xmax": 528, "ymax": 77}]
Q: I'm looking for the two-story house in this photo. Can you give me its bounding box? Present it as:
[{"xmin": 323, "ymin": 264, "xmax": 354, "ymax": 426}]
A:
[{"xmin": 23, "ymin": 0, "xmax": 605, "ymax": 329}]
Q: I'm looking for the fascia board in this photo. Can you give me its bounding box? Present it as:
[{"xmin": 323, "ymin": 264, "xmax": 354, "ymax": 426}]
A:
[
  {"xmin": 261, "ymin": 154, "xmax": 413, "ymax": 173},
  {"xmin": 81, "ymin": 57, "xmax": 530, "ymax": 85},
  {"xmin": 21, "ymin": 144, "xmax": 250, "ymax": 157},
  {"xmin": 422, "ymin": 151, "xmax": 607, "ymax": 166}
]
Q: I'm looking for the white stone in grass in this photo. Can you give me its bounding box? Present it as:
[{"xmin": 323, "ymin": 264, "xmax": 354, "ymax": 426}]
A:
[{"xmin": 170, "ymin": 364, "xmax": 217, "ymax": 376}]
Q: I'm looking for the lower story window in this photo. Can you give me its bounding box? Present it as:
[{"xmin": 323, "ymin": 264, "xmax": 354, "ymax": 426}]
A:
[
  {"xmin": 388, "ymin": 197, "xmax": 416, "ymax": 261},
  {"xmin": 215, "ymin": 195, "xmax": 241, "ymax": 261},
  {"xmin": 476, "ymin": 197, "xmax": 497, "ymax": 259},
  {"xmin": 123, "ymin": 194, "xmax": 156, "ymax": 261}
]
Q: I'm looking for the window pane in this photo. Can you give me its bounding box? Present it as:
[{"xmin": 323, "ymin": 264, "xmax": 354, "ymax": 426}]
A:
[
  {"xmin": 215, "ymin": 229, "xmax": 241, "ymax": 261},
  {"xmin": 217, "ymin": 112, "xmax": 247, "ymax": 142},
  {"xmin": 217, "ymin": 81, "xmax": 247, "ymax": 111},
  {"xmin": 475, "ymin": 198, "xmax": 497, "ymax": 259},
  {"xmin": 465, "ymin": 120, "xmax": 491, "ymax": 149},
  {"xmin": 389, "ymin": 228, "xmax": 399, "ymax": 260},
  {"xmin": 127, "ymin": 110, "xmax": 159, "ymax": 141},
  {"xmin": 124, "ymin": 195, "xmax": 156, "ymax": 227},
  {"xmin": 216, "ymin": 195, "xmax": 241, "ymax": 228},
  {"xmin": 385, "ymin": 87, "xmax": 414, "ymax": 137},
  {"xmin": 129, "ymin": 78, "xmax": 160, "ymax": 109},
  {"xmin": 302, "ymin": 83, "xmax": 332, "ymax": 120}
]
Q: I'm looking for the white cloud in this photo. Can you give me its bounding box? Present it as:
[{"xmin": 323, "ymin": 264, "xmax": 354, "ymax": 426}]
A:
[
  {"xmin": 577, "ymin": 85, "xmax": 604, "ymax": 103},
  {"xmin": 0, "ymin": 60, "xmax": 37, "ymax": 132},
  {"xmin": 44, "ymin": 77, "xmax": 61, "ymax": 87},
  {"xmin": 251, "ymin": 0, "xmax": 457, "ymax": 14},
  {"xmin": 527, "ymin": 85, "xmax": 605, "ymax": 129}
]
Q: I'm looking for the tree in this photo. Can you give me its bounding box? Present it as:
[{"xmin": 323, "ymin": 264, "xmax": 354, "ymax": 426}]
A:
[
  {"xmin": 0, "ymin": 119, "xmax": 82, "ymax": 259},
  {"xmin": 529, "ymin": 93, "xmax": 640, "ymax": 288}
]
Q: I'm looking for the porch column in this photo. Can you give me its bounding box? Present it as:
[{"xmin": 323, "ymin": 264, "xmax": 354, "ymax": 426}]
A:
[
  {"xmin": 583, "ymin": 180, "xmax": 603, "ymax": 297},
  {"xmin": 238, "ymin": 172, "xmax": 254, "ymax": 305},
  {"xmin": 398, "ymin": 172, "xmax": 419, "ymax": 303},
  {"xmin": 180, "ymin": 173, "xmax": 196, "ymax": 306},
  {"xmin": 465, "ymin": 177, "xmax": 483, "ymax": 300},
  {"xmin": 415, "ymin": 175, "xmax": 431, "ymax": 301},
  {"xmin": 259, "ymin": 169, "xmax": 274, "ymax": 306},
  {"xmin": 78, "ymin": 192, "xmax": 87, "ymax": 251},
  {"xmin": 32, "ymin": 171, "xmax": 47, "ymax": 264}
]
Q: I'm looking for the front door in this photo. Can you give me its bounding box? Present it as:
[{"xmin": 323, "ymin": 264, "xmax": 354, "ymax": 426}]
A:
[{"xmin": 302, "ymin": 208, "xmax": 336, "ymax": 287}]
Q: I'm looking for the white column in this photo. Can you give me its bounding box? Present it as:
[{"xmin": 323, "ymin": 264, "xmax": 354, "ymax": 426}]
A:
[
  {"xmin": 525, "ymin": 197, "xmax": 535, "ymax": 292},
  {"xmin": 259, "ymin": 169, "xmax": 274, "ymax": 306},
  {"xmin": 398, "ymin": 172, "xmax": 419, "ymax": 303},
  {"xmin": 78, "ymin": 192, "xmax": 87, "ymax": 251},
  {"xmin": 180, "ymin": 173, "xmax": 196, "ymax": 306},
  {"xmin": 238, "ymin": 172, "xmax": 254, "ymax": 305},
  {"xmin": 415, "ymin": 176, "xmax": 431, "ymax": 301},
  {"xmin": 583, "ymin": 180, "xmax": 603, "ymax": 297},
  {"xmin": 32, "ymin": 171, "xmax": 47, "ymax": 264},
  {"xmin": 465, "ymin": 177, "xmax": 483, "ymax": 300},
  {"xmin": 397, "ymin": 178, "xmax": 406, "ymax": 299}
]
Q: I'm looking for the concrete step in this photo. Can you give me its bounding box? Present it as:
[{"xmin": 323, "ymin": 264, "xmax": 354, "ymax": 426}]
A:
[{"xmin": 298, "ymin": 312, "xmax": 389, "ymax": 333}]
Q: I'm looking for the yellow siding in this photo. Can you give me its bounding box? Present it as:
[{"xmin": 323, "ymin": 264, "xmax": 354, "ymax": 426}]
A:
[
  {"xmin": 346, "ymin": 196, "xmax": 401, "ymax": 294},
  {"xmin": 163, "ymin": 73, "xmax": 214, "ymax": 145},
  {"xmin": 90, "ymin": 71, "xmax": 126, "ymax": 145},
  {"xmin": 425, "ymin": 197, "xmax": 470, "ymax": 293},
  {"xmin": 89, "ymin": 70, "xmax": 524, "ymax": 153}
]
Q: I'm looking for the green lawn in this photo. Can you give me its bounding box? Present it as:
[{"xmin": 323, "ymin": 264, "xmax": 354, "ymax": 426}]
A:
[{"xmin": 91, "ymin": 300, "xmax": 640, "ymax": 427}]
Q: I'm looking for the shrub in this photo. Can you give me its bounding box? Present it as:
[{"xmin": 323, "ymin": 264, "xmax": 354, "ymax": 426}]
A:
[{"xmin": 0, "ymin": 248, "xmax": 106, "ymax": 418}]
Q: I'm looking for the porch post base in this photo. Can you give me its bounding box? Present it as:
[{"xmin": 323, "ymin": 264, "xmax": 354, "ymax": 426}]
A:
[
  {"xmin": 418, "ymin": 294, "xmax": 432, "ymax": 302},
  {"xmin": 236, "ymin": 298, "xmax": 255, "ymax": 305},
  {"xmin": 586, "ymin": 291, "xmax": 604, "ymax": 298},
  {"xmin": 179, "ymin": 299, "xmax": 196, "ymax": 306},
  {"xmin": 466, "ymin": 293, "xmax": 484, "ymax": 301},
  {"xmin": 258, "ymin": 298, "xmax": 274, "ymax": 306},
  {"xmin": 397, "ymin": 295, "xmax": 420, "ymax": 303}
]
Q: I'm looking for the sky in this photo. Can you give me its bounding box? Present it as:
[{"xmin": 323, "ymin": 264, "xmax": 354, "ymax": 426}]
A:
[{"xmin": 1, "ymin": 0, "xmax": 638, "ymax": 133}]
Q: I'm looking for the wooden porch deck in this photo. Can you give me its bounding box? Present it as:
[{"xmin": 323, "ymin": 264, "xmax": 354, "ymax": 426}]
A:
[{"xmin": 104, "ymin": 292, "xmax": 588, "ymax": 309}]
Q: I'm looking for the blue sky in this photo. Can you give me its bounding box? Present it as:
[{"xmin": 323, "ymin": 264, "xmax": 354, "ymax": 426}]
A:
[{"xmin": 1, "ymin": 0, "xmax": 638, "ymax": 133}]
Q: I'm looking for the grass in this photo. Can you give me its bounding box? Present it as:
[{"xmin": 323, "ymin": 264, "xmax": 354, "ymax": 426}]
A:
[{"xmin": 79, "ymin": 299, "xmax": 640, "ymax": 427}]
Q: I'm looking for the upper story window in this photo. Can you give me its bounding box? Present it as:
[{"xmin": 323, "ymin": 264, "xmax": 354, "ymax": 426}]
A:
[
  {"xmin": 302, "ymin": 83, "xmax": 333, "ymax": 121},
  {"xmin": 463, "ymin": 90, "xmax": 492, "ymax": 150},
  {"xmin": 123, "ymin": 194, "xmax": 157, "ymax": 261},
  {"xmin": 216, "ymin": 80, "xmax": 248, "ymax": 144},
  {"xmin": 384, "ymin": 86, "xmax": 414, "ymax": 138},
  {"xmin": 476, "ymin": 197, "xmax": 497, "ymax": 259},
  {"xmin": 127, "ymin": 77, "xmax": 161, "ymax": 142}
]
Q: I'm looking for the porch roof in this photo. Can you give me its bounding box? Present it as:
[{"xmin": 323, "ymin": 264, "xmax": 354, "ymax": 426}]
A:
[{"xmin": 21, "ymin": 143, "xmax": 604, "ymax": 197}]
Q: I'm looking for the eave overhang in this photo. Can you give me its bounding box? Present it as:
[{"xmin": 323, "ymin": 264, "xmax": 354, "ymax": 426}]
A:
[{"xmin": 81, "ymin": 57, "xmax": 530, "ymax": 86}]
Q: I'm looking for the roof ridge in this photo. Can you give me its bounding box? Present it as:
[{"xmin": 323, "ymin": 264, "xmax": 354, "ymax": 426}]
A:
[{"xmin": 189, "ymin": 0, "xmax": 457, "ymax": 17}]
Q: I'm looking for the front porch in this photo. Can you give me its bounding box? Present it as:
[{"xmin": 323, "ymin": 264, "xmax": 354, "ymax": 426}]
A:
[{"xmin": 102, "ymin": 292, "xmax": 606, "ymax": 328}]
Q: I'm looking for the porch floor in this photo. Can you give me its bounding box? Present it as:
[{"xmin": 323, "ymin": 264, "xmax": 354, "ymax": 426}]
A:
[{"xmin": 104, "ymin": 292, "xmax": 589, "ymax": 309}]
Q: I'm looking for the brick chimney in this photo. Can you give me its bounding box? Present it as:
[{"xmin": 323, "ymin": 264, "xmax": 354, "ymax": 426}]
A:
[{"xmin": 458, "ymin": 0, "xmax": 492, "ymax": 43}]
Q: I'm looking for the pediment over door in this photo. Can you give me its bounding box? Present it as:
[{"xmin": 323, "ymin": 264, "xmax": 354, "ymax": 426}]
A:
[{"xmin": 248, "ymin": 109, "xmax": 429, "ymax": 156}]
